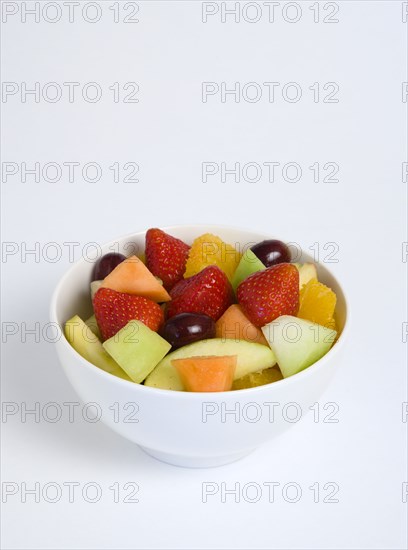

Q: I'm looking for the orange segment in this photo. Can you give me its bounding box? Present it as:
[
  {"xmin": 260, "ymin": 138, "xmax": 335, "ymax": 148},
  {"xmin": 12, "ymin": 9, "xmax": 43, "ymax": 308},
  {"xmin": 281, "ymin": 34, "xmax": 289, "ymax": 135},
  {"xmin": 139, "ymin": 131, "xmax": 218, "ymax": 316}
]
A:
[
  {"xmin": 184, "ymin": 233, "xmax": 241, "ymax": 282},
  {"xmin": 297, "ymin": 278, "xmax": 336, "ymax": 328},
  {"xmin": 171, "ymin": 355, "xmax": 237, "ymax": 392},
  {"xmin": 325, "ymin": 316, "xmax": 337, "ymax": 331},
  {"xmin": 232, "ymin": 366, "xmax": 283, "ymax": 390},
  {"xmin": 215, "ymin": 304, "xmax": 269, "ymax": 346}
]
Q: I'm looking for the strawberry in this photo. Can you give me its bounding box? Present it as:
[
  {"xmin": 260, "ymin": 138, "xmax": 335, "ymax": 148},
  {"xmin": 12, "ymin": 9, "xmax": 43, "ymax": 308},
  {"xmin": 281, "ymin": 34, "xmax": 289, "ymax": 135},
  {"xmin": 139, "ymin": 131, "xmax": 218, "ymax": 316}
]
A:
[
  {"xmin": 167, "ymin": 265, "xmax": 233, "ymax": 321},
  {"xmin": 93, "ymin": 288, "xmax": 164, "ymax": 341},
  {"xmin": 237, "ymin": 263, "xmax": 299, "ymax": 327},
  {"xmin": 145, "ymin": 228, "xmax": 190, "ymax": 291}
]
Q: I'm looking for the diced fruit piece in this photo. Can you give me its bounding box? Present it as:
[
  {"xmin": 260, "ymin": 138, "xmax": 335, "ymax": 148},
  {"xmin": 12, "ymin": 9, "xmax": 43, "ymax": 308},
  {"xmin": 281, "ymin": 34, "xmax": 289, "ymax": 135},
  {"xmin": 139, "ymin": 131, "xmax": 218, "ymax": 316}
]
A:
[
  {"xmin": 231, "ymin": 249, "xmax": 265, "ymax": 292},
  {"xmin": 144, "ymin": 338, "xmax": 276, "ymax": 391},
  {"xmin": 167, "ymin": 265, "xmax": 233, "ymax": 321},
  {"xmin": 237, "ymin": 263, "xmax": 299, "ymax": 327},
  {"xmin": 326, "ymin": 317, "xmax": 337, "ymax": 331},
  {"xmin": 293, "ymin": 263, "xmax": 318, "ymax": 290},
  {"xmin": 145, "ymin": 228, "xmax": 190, "ymax": 291},
  {"xmin": 262, "ymin": 315, "xmax": 337, "ymax": 378},
  {"xmin": 101, "ymin": 255, "xmax": 170, "ymax": 303},
  {"xmin": 298, "ymin": 278, "xmax": 337, "ymax": 328},
  {"xmin": 90, "ymin": 280, "xmax": 103, "ymax": 300},
  {"xmin": 103, "ymin": 320, "xmax": 171, "ymax": 383},
  {"xmin": 215, "ymin": 304, "xmax": 269, "ymax": 346},
  {"xmin": 92, "ymin": 253, "xmax": 126, "ymax": 282},
  {"xmin": 84, "ymin": 313, "xmax": 102, "ymax": 340},
  {"xmin": 232, "ymin": 366, "xmax": 283, "ymax": 390},
  {"xmin": 65, "ymin": 315, "xmax": 130, "ymax": 380},
  {"xmin": 161, "ymin": 313, "xmax": 215, "ymax": 349},
  {"xmin": 172, "ymin": 355, "xmax": 237, "ymax": 392},
  {"xmin": 184, "ymin": 233, "xmax": 241, "ymax": 282},
  {"xmin": 251, "ymin": 240, "xmax": 291, "ymax": 267},
  {"xmin": 93, "ymin": 288, "xmax": 164, "ymax": 341}
]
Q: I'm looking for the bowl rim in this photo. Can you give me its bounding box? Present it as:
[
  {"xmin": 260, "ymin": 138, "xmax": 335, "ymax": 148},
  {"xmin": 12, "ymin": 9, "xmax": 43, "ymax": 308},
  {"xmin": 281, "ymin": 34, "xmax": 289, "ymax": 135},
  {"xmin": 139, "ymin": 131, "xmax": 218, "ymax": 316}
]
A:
[{"xmin": 50, "ymin": 223, "xmax": 350, "ymax": 398}]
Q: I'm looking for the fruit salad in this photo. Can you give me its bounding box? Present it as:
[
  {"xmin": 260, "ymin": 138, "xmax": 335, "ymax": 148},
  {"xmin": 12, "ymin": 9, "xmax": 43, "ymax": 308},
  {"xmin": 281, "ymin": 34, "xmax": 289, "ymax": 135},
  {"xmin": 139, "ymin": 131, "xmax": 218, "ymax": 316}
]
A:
[{"xmin": 64, "ymin": 229, "xmax": 339, "ymax": 392}]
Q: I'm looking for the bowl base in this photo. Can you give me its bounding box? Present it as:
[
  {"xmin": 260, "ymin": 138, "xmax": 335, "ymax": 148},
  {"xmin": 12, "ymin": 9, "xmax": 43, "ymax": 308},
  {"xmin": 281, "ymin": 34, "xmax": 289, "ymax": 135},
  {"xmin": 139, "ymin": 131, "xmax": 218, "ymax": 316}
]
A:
[{"xmin": 140, "ymin": 446, "xmax": 254, "ymax": 468}]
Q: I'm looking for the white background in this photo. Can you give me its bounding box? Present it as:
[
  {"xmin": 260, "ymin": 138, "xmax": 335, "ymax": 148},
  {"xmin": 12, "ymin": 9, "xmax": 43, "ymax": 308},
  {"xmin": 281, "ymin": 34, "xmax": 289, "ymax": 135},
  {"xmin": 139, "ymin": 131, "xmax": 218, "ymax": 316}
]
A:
[{"xmin": 1, "ymin": 1, "xmax": 407, "ymax": 549}]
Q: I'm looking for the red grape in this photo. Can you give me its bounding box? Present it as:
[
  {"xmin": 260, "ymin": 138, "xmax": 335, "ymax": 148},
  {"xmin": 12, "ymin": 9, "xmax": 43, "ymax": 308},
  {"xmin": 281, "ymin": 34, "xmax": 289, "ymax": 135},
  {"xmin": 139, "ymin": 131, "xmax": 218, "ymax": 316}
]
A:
[
  {"xmin": 250, "ymin": 240, "xmax": 291, "ymax": 267},
  {"xmin": 91, "ymin": 253, "xmax": 126, "ymax": 281},
  {"xmin": 161, "ymin": 313, "xmax": 215, "ymax": 349}
]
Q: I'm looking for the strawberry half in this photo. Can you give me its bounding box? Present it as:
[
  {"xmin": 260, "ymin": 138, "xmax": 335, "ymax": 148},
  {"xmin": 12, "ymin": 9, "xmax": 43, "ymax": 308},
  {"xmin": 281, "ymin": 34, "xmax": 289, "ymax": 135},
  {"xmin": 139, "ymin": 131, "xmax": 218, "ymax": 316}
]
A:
[
  {"xmin": 145, "ymin": 228, "xmax": 190, "ymax": 291},
  {"xmin": 237, "ymin": 263, "xmax": 299, "ymax": 327},
  {"xmin": 93, "ymin": 288, "xmax": 164, "ymax": 340},
  {"xmin": 167, "ymin": 265, "xmax": 233, "ymax": 321}
]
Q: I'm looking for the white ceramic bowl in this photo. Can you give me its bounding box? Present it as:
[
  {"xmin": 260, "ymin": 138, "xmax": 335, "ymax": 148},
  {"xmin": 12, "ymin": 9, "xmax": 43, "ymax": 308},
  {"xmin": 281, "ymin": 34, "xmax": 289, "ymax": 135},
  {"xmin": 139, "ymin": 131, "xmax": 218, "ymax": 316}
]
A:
[{"xmin": 50, "ymin": 225, "xmax": 349, "ymax": 468}]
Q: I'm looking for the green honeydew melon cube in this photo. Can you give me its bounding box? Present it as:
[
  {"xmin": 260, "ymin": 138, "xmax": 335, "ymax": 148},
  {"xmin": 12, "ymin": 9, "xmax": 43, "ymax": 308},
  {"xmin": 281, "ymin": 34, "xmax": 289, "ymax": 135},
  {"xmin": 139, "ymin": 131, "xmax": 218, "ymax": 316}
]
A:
[
  {"xmin": 262, "ymin": 315, "xmax": 336, "ymax": 378},
  {"xmin": 65, "ymin": 315, "xmax": 130, "ymax": 380},
  {"xmin": 103, "ymin": 320, "xmax": 171, "ymax": 383}
]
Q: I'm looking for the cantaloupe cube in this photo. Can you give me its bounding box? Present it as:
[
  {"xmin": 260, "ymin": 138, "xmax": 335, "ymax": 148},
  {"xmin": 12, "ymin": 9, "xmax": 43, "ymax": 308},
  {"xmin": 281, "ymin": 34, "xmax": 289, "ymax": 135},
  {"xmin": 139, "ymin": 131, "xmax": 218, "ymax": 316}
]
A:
[
  {"xmin": 215, "ymin": 304, "xmax": 269, "ymax": 346},
  {"xmin": 101, "ymin": 255, "xmax": 170, "ymax": 302},
  {"xmin": 171, "ymin": 355, "xmax": 237, "ymax": 392}
]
